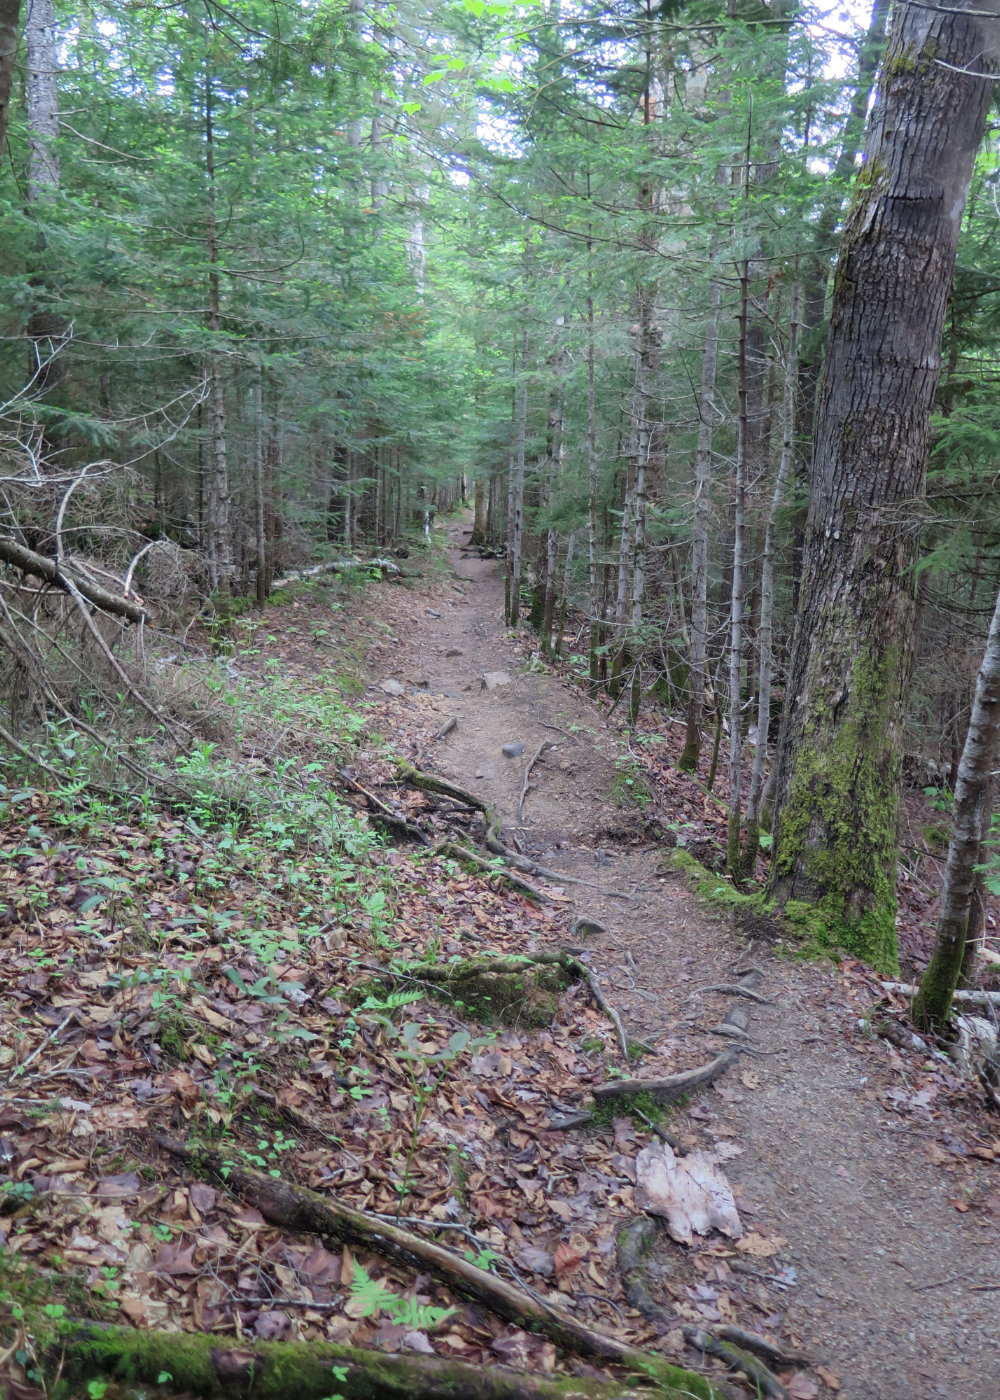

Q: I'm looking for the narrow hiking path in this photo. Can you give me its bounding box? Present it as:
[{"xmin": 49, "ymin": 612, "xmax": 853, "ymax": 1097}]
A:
[{"xmin": 372, "ymin": 514, "xmax": 1000, "ymax": 1400}]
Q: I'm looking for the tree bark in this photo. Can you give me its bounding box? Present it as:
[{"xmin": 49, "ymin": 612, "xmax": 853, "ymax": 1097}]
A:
[
  {"xmin": 25, "ymin": 0, "xmax": 66, "ymax": 414},
  {"xmin": 913, "ymin": 586, "xmax": 1000, "ymax": 1029},
  {"xmin": 725, "ymin": 261, "xmax": 750, "ymax": 879},
  {"xmin": 509, "ymin": 329, "xmax": 527, "ymax": 627},
  {"xmin": 680, "ymin": 280, "xmax": 721, "ymax": 772},
  {"xmin": 469, "ymin": 477, "xmax": 488, "ymax": 546},
  {"xmin": 203, "ymin": 56, "xmax": 233, "ymax": 594},
  {"xmin": 768, "ymin": 0, "xmax": 1000, "ymax": 970},
  {"xmin": 741, "ymin": 284, "xmax": 799, "ymax": 878},
  {"xmin": 0, "ymin": 0, "xmax": 19, "ymax": 154}
]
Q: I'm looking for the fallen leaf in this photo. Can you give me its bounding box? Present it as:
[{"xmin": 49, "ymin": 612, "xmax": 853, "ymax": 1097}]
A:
[
  {"xmin": 735, "ymin": 1231, "xmax": 787, "ymax": 1258},
  {"xmin": 816, "ymin": 1364, "xmax": 841, "ymax": 1391},
  {"xmin": 784, "ymin": 1373, "xmax": 819, "ymax": 1400},
  {"xmin": 740, "ymin": 1070, "xmax": 760, "ymax": 1090}
]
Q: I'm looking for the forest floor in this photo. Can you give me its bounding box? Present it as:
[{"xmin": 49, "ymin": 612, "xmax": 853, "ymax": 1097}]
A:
[
  {"xmin": 0, "ymin": 513, "xmax": 998, "ymax": 1400},
  {"xmin": 364, "ymin": 515, "xmax": 1000, "ymax": 1400}
]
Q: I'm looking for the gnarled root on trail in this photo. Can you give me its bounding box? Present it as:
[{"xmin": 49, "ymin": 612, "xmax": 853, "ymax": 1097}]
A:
[
  {"xmin": 155, "ymin": 1138, "xmax": 725, "ymax": 1400},
  {"xmin": 591, "ymin": 1050, "xmax": 738, "ymax": 1109},
  {"xmin": 365, "ymin": 950, "xmax": 629, "ymax": 1051},
  {"xmin": 683, "ymin": 1328, "xmax": 789, "ymax": 1400},
  {"xmin": 616, "ymin": 1216, "xmax": 675, "ymax": 1329},
  {"xmin": 396, "ymin": 761, "xmax": 493, "ymax": 816},
  {"xmin": 433, "ymin": 839, "xmax": 552, "ymax": 902},
  {"xmin": 56, "ymin": 1324, "xmax": 663, "ymax": 1400}
]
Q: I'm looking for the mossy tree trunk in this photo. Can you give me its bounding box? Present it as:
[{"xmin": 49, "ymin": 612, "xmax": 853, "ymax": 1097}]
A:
[
  {"xmin": 768, "ymin": 0, "xmax": 1000, "ymax": 969},
  {"xmin": 913, "ymin": 586, "xmax": 1000, "ymax": 1030}
]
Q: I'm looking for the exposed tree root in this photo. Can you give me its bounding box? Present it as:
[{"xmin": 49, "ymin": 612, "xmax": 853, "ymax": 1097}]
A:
[
  {"xmin": 683, "ymin": 1328, "xmax": 789, "ymax": 1400},
  {"xmin": 616, "ymin": 1217, "xmax": 675, "ymax": 1329},
  {"xmin": 711, "ymin": 1327, "xmax": 810, "ymax": 1371},
  {"xmin": 56, "ymin": 1323, "xmax": 669, "ymax": 1400},
  {"xmin": 591, "ymin": 1051, "xmax": 737, "ymax": 1109},
  {"xmin": 433, "ymin": 839, "xmax": 552, "ymax": 901},
  {"xmin": 155, "ymin": 1138, "xmax": 725, "ymax": 1399},
  {"xmin": 338, "ymin": 768, "xmax": 432, "ymax": 846},
  {"xmin": 397, "ymin": 761, "xmax": 493, "ymax": 815}
]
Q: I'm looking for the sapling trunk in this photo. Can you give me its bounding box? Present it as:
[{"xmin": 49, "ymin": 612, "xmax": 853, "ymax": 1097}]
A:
[{"xmin": 914, "ymin": 585, "xmax": 1000, "ymax": 1030}]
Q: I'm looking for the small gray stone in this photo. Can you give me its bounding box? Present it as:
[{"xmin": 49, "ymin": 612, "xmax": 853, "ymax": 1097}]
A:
[
  {"xmin": 481, "ymin": 670, "xmax": 512, "ymax": 690},
  {"xmin": 571, "ymin": 917, "xmax": 606, "ymax": 938},
  {"xmin": 426, "ymin": 608, "xmax": 441, "ymax": 618},
  {"xmin": 380, "ymin": 679, "xmax": 405, "ymax": 696},
  {"xmin": 446, "ymin": 648, "xmax": 463, "ymax": 658},
  {"xmin": 502, "ymin": 742, "xmax": 526, "ymax": 759},
  {"xmin": 411, "ymin": 676, "xmax": 430, "ymax": 688}
]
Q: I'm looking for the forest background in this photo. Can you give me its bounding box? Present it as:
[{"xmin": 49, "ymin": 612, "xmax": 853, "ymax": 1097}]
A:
[{"xmin": 2, "ymin": 0, "xmax": 1000, "ymax": 1032}]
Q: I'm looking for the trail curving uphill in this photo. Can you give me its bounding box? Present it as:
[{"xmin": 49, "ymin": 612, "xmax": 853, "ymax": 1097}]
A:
[{"xmin": 373, "ymin": 515, "xmax": 1000, "ymax": 1400}]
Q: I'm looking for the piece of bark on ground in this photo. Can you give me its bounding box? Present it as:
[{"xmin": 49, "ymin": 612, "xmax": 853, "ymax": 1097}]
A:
[{"xmin": 155, "ymin": 1137, "xmax": 724, "ymax": 1399}]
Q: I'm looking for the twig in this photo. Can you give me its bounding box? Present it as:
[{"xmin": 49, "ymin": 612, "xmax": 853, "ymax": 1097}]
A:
[
  {"xmin": 518, "ymin": 741, "xmax": 550, "ymax": 822},
  {"xmin": 908, "ymin": 1271, "xmax": 973, "ymax": 1292},
  {"xmin": 17, "ymin": 1012, "xmax": 75, "ymax": 1073},
  {"xmin": 634, "ymin": 1107, "xmax": 680, "ymax": 1150},
  {"xmin": 882, "ymin": 980, "xmax": 1000, "ymax": 1009}
]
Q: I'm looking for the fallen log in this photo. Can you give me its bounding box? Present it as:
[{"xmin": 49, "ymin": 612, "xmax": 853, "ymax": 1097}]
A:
[
  {"xmin": 57, "ymin": 1324, "xmax": 665, "ymax": 1400},
  {"xmin": 0, "ymin": 534, "xmax": 145, "ymax": 622},
  {"xmin": 591, "ymin": 1051, "xmax": 737, "ymax": 1109},
  {"xmin": 156, "ymin": 1138, "xmax": 723, "ymax": 1399},
  {"xmin": 881, "ymin": 980, "xmax": 1000, "ymax": 1010}
]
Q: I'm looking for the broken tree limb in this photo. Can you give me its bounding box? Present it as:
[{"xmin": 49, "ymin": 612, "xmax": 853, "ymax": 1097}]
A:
[
  {"xmin": 155, "ymin": 1138, "xmax": 723, "ymax": 1400},
  {"xmin": 683, "ymin": 1328, "xmax": 789, "ymax": 1400},
  {"xmin": 518, "ymin": 741, "xmax": 551, "ymax": 821},
  {"xmin": 57, "ymin": 1323, "xmax": 666, "ymax": 1400},
  {"xmin": 337, "ymin": 768, "xmax": 431, "ymax": 847},
  {"xmin": 591, "ymin": 1050, "xmax": 737, "ymax": 1109},
  {"xmin": 0, "ymin": 534, "xmax": 145, "ymax": 622},
  {"xmin": 398, "ymin": 761, "xmax": 492, "ymax": 815},
  {"xmin": 882, "ymin": 981, "xmax": 1000, "ymax": 1010}
]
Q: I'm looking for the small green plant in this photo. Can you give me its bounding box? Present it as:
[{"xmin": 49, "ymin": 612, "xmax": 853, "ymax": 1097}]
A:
[
  {"xmin": 348, "ymin": 1262, "xmax": 454, "ymax": 1331},
  {"xmin": 611, "ymin": 756, "xmax": 651, "ymax": 807}
]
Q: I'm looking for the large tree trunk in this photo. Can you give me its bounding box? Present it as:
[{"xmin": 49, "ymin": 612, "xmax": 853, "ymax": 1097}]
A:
[
  {"xmin": 0, "ymin": 0, "xmax": 19, "ymax": 154},
  {"xmin": 913, "ymin": 588, "xmax": 1000, "ymax": 1030},
  {"xmin": 508, "ymin": 329, "xmax": 527, "ymax": 627},
  {"xmin": 768, "ymin": 0, "xmax": 1000, "ymax": 969}
]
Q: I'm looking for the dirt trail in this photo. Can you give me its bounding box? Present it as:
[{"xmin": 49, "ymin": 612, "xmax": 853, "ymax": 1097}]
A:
[{"xmin": 376, "ymin": 517, "xmax": 999, "ymax": 1400}]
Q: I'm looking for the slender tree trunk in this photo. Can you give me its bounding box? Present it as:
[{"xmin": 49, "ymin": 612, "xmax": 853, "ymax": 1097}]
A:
[
  {"xmin": 541, "ymin": 362, "xmax": 565, "ymax": 654},
  {"xmin": 741, "ymin": 284, "xmax": 799, "ymax": 879},
  {"xmin": 254, "ymin": 357, "xmax": 267, "ymax": 606},
  {"xmin": 725, "ymin": 261, "xmax": 750, "ymax": 879},
  {"xmin": 25, "ymin": 0, "xmax": 67, "ymax": 417},
  {"xmin": 0, "ymin": 0, "xmax": 20, "ymax": 155},
  {"xmin": 913, "ymin": 585, "xmax": 1000, "ymax": 1029},
  {"xmin": 680, "ymin": 280, "xmax": 721, "ymax": 772},
  {"xmin": 509, "ymin": 330, "xmax": 527, "ymax": 628},
  {"xmin": 586, "ymin": 276, "xmax": 601, "ymax": 691},
  {"xmin": 555, "ymin": 531, "xmax": 574, "ymax": 657},
  {"xmin": 203, "ymin": 60, "xmax": 232, "ymax": 594},
  {"xmin": 470, "ymin": 478, "xmax": 487, "ymax": 546},
  {"xmin": 769, "ymin": 0, "xmax": 1000, "ymax": 969}
]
